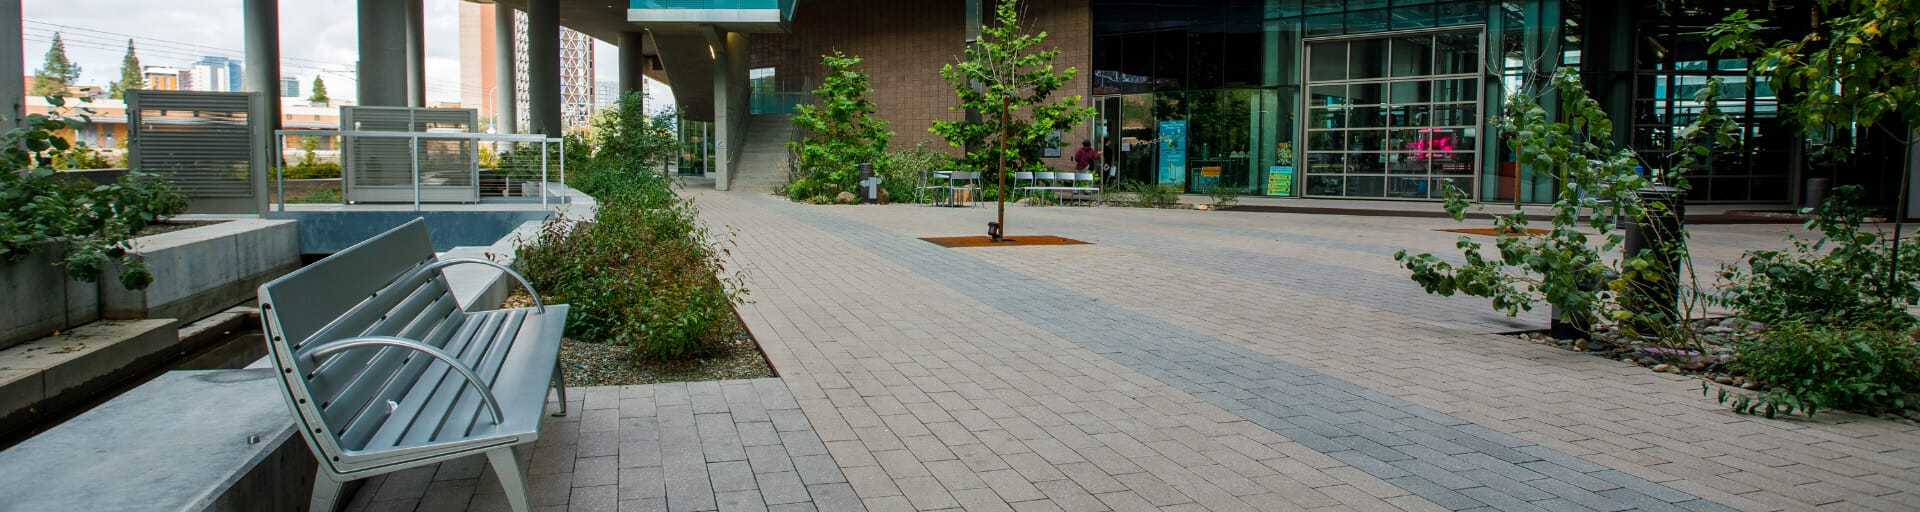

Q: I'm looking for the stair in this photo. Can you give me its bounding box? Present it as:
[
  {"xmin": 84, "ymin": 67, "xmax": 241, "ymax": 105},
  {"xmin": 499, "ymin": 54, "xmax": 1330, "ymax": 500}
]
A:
[{"xmin": 730, "ymin": 114, "xmax": 794, "ymax": 194}]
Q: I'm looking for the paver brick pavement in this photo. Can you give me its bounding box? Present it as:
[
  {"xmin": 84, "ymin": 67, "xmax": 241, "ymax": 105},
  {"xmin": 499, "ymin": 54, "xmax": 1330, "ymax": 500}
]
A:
[{"xmin": 691, "ymin": 190, "xmax": 1917, "ymax": 511}]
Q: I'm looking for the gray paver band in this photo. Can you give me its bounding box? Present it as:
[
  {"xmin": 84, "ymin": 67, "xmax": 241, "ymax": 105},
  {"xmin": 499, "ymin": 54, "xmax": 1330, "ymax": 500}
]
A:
[{"xmin": 747, "ymin": 196, "xmax": 1733, "ymax": 512}]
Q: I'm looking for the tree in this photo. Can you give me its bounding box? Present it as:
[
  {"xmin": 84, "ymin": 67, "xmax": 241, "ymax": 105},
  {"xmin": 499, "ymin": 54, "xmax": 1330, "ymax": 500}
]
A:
[
  {"xmin": 31, "ymin": 33, "xmax": 80, "ymax": 96},
  {"xmin": 109, "ymin": 39, "xmax": 142, "ymax": 99},
  {"xmin": 786, "ymin": 51, "xmax": 891, "ymax": 200},
  {"xmin": 929, "ymin": 0, "xmax": 1094, "ymax": 238},
  {"xmin": 1710, "ymin": 0, "xmax": 1919, "ymax": 303},
  {"xmin": 309, "ymin": 76, "xmax": 330, "ymax": 104}
]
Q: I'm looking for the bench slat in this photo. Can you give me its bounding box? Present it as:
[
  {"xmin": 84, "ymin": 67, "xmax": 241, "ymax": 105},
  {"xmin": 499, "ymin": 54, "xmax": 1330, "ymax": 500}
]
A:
[
  {"xmin": 265, "ymin": 221, "xmax": 435, "ymax": 349},
  {"xmin": 313, "ymin": 287, "xmax": 462, "ymax": 434},
  {"xmin": 303, "ymin": 273, "xmax": 449, "ymax": 425},
  {"xmin": 334, "ymin": 298, "xmax": 468, "ymax": 450},
  {"xmin": 421, "ymin": 309, "xmax": 529, "ymax": 443},
  {"xmin": 362, "ymin": 310, "xmax": 506, "ymax": 450}
]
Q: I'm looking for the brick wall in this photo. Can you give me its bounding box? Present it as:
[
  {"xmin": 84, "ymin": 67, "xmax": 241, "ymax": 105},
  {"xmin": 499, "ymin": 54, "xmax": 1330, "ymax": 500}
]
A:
[{"xmin": 753, "ymin": 0, "xmax": 1092, "ymax": 171}]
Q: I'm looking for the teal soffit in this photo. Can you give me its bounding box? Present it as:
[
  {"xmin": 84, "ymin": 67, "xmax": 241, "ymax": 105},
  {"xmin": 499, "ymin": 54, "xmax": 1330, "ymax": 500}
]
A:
[{"xmin": 628, "ymin": 0, "xmax": 795, "ymax": 30}]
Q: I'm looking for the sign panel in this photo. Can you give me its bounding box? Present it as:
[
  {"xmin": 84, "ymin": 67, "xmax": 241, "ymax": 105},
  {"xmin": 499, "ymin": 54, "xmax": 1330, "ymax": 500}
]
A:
[
  {"xmin": 1158, "ymin": 120, "xmax": 1187, "ymax": 185},
  {"xmin": 1267, "ymin": 165, "xmax": 1295, "ymax": 196}
]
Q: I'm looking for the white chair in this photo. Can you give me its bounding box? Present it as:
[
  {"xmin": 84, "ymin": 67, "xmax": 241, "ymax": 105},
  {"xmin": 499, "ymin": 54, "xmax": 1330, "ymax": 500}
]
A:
[
  {"xmin": 1014, "ymin": 171, "xmax": 1035, "ymax": 201},
  {"xmin": 1072, "ymin": 172, "xmax": 1098, "ymax": 204},
  {"xmin": 917, "ymin": 170, "xmax": 951, "ymax": 205},
  {"xmin": 1032, "ymin": 171, "xmax": 1056, "ymax": 205},
  {"xmin": 944, "ymin": 171, "xmax": 978, "ymax": 206}
]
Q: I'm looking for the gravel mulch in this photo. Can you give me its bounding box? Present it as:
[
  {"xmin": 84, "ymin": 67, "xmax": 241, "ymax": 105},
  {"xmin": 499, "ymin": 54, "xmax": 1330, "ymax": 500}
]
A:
[{"xmin": 505, "ymin": 291, "xmax": 775, "ymax": 387}]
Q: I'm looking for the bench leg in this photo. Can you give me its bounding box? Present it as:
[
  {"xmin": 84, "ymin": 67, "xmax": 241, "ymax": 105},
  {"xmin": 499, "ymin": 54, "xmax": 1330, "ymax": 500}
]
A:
[
  {"xmin": 550, "ymin": 360, "xmax": 568, "ymax": 417},
  {"xmin": 309, "ymin": 474, "xmax": 345, "ymax": 512},
  {"xmin": 487, "ymin": 447, "xmax": 532, "ymax": 512}
]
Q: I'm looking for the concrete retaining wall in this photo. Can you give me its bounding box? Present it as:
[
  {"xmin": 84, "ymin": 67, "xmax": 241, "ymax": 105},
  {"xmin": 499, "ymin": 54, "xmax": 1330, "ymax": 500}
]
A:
[
  {"xmin": 269, "ymin": 210, "xmax": 555, "ymax": 255},
  {"xmin": 101, "ymin": 219, "xmax": 302, "ymax": 323},
  {"xmin": 0, "ymin": 244, "xmax": 102, "ymax": 351}
]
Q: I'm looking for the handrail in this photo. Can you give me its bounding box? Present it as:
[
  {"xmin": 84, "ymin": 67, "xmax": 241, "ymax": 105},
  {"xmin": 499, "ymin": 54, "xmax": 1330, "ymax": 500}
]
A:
[
  {"xmin": 310, "ymin": 336, "xmax": 507, "ymax": 425},
  {"xmin": 272, "ymin": 129, "xmax": 568, "ymax": 213},
  {"xmin": 403, "ymin": 258, "xmax": 549, "ymax": 314}
]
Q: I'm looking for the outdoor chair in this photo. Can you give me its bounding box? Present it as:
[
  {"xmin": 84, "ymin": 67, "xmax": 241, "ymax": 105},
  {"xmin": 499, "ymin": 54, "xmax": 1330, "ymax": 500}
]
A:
[
  {"xmin": 917, "ymin": 169, "xmax": 951, "ymax": 205},
  {"xmin": 944, "ymin": 171, "xmax": 980, "ymax": 206}
]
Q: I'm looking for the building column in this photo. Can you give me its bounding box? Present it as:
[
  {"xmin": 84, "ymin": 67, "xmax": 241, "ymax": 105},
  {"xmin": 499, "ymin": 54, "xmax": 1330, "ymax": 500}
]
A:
[
  {"xmin": 618, "ymin": 31, "xmax": 646, "ymax": 107},
  {"xmin": 357, "ymin": 0, "xmax": 407, "ymax": 106},
  {"xmin": 405, "ymin": 0, "xmax": 425, "ymax": 107},
  {"xmin": 0, "ymin": 0, "xmax": 21, "ymax": 132},
  {"xmin": 526, "ymin": 0, "xmax": 561, "ymax": 137},
  {"xmin": 495, "ymin": 4, "xmax": 517, "ymax": 134},
  {"xmin": 244, "ymin": 0, "xmax": 280, "ymax": 216}
]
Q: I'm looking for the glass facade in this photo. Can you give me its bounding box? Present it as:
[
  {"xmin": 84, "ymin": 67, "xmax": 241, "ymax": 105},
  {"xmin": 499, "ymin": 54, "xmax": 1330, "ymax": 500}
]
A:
[{"xmin": 1090, "ymin": 0, "xmax": 1822, "ymax": 203}]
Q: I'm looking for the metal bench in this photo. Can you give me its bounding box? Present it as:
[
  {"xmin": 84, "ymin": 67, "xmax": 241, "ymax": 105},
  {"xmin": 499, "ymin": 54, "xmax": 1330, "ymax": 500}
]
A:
[{"xmin": 257, "ymin": 218, "xmax": 571, "ymax": 512}]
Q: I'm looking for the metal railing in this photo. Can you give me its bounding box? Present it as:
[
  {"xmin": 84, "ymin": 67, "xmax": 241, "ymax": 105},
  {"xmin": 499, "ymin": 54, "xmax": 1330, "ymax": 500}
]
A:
[{"xmin": 273, "ymin": 129, "xmax": 565, "ymax": 212}]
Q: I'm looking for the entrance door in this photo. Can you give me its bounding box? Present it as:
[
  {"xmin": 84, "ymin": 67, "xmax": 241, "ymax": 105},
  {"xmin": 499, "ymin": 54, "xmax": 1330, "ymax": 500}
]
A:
[{"xmin": 1303, "ymin": 30, "xmax": 1482, "ymax": 200}]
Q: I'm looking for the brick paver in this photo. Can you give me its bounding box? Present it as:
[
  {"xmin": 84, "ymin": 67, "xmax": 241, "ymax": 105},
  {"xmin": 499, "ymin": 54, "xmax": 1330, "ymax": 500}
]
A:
[
  {"xmin": 346, "ymin": 187, "xmax": 1919, "ymax": 512},
  {"xmin": 694, "ymin": 190, "xmax": 1917, "ymax": 512},
  {"xmin": 340, "ymin": 379, "xmax": 855, "ymax": 512}
]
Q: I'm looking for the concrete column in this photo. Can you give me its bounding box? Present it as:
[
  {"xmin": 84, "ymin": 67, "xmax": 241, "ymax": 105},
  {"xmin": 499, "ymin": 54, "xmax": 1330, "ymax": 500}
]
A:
[
  {"xmin": 526, "ymin": 0, "xmax": 561, "ymax": 137},
  {"xmin": 357, "ymin": 0, "xmax": 407, "ymax": 106},
  {"xmin": 0, "ymin": 0, "xmax": 21, "ymax": 131},
  {"xmin": 707, "ymin": 28, "xmax": 733, "ymax": 190},
  {"xmin": 618, "ymin": 31, "xmax": 646, "ymax": 106},
  {"xmin": 494, "ymin": 3, "xmax": 517, "ymax": 134},
  {"xmin": 244, "ymin": 0, "xmax": 280, "ymax": 216},
  {"xmin": 405, "ymin": 0, "xmax": 425, "ymax": 107}
]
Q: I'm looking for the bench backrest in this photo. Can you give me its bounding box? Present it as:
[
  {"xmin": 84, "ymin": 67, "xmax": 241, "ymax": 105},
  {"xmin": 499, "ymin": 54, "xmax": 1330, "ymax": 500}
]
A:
[{"xmin": 259, "ymin": 218, "xmax": 467, "ymax": 461}]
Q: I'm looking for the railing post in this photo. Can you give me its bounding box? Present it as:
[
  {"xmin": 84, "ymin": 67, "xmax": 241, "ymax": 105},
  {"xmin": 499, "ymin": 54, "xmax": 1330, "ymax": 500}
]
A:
[
  {"xmin": 411, "ymin": 134, "xmax": 422, "ymax": 212},
  {"xmin": 540, "ymin": 139, "xmax": 550, "ymax": 208},
  {"xmin": 275, "ymin": 130, "xmax": 285, "ymax": 212}
]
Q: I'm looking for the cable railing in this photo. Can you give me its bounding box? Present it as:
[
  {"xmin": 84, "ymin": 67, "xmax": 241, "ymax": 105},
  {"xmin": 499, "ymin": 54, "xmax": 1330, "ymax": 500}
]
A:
[{"xmin": 272, "ymin": 130, "xmax": 566, "ymax": 212}]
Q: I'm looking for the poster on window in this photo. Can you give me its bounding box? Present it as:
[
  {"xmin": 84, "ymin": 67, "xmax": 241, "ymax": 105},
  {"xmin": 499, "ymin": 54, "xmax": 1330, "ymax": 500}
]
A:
[
  {"xmin": 1267, "ymin": 165, "xmax": 1295, "ymax": 196},
  {"xmin": 1158, "ymin": 120, "xmax": 1186, "ymax": 185}
]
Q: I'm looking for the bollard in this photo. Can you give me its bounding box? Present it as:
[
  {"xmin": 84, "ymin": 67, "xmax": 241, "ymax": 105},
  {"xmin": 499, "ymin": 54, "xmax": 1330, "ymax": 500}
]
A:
[
  {"xmin": 1805, "ymin": 177, "xmax": 1831, "ymax": 212},
  {"xmin": 857, "ymin": 162, "xmax": 880, "ymax": 204},
  {"xmin": 1623, "ymin": 185, "xmax": 1686, "ymax": 336}
]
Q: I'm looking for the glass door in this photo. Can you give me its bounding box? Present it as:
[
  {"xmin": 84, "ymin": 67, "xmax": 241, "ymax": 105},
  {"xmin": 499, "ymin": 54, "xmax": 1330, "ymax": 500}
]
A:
[{"xmin": 1303, "ymin": 30, "xmax": 1482, "ymax": 200}]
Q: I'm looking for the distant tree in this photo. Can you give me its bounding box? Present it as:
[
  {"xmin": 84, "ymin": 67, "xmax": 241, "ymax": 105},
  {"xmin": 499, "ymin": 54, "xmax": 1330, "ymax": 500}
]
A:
[
  {"xmin": 32, "ymin": 33, "xmax": 81, "ymax": 96},
  {"xmin": 308, "ymin": 76, "xmax": 330, "ymax": 104},
  {"xmin": 109, "ymin": 39, "xmax": 142, "ymax": 99}
]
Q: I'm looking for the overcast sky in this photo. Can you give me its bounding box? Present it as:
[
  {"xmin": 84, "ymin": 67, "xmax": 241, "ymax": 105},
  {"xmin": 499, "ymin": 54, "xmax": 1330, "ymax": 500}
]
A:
[{"xmin": 21, "ymin": 0, "xmax": 630, "ymax": 106}]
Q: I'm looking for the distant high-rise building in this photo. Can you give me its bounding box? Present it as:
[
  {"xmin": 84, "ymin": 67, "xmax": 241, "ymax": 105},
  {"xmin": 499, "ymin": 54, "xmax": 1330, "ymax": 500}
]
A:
[
  {"xmin": 280, "ymin": 77, "xmax": 299, "ymax": 97},
  {"xmin": 559, "ymin": 30, "xmax": 595, "ymax": 130},
  {"xmin": 142, "ymin": 66, "xmax": 182, "ymax": 91},
  {"xmin": 461, "ymin": 4, "xmax": 598, "ymax": 133},
  {"xmin": 458, "ymin": 2, "xmax": 500, "ymax": 127},
  {"xmin": 178, "ymin": 69, "xmax": 194, "ymax": 91},
  {"xmin": 188, "ymin": 56, "xmax": 243, "ymax": 92},
  {"xmin": 594, "ymin": 80, "xmax": 618, "ymax": 111}
]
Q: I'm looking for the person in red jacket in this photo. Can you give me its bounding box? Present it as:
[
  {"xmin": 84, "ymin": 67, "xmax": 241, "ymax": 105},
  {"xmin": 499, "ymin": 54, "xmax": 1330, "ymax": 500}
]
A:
[{"xmin": 1072, "ymin": 140, "xmax": 1100, "ymax": 172}]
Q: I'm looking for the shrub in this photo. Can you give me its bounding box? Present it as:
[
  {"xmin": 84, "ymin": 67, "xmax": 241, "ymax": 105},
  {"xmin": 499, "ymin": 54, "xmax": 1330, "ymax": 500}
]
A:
[
  {"xmin": 289, "ymin": 187, "xmax": 342, "ymax": 204},
  {"xmin": 1709, "ymin": 323, "xmax": 1920, "ymax": 417},
  {"xmin": 1115, "ymin": 180, "xmax": 1178, "ymax": 208},
  {"xmin": 1205, "ymin": 182, "xmax": 1239, "ymax": 209},
  {"xmin": 516, "ymin": 92, "xmax": 745, "ymax": 361},
  {"xmin": 283, "ymin": 162, "xmax": 342, "ymax": 180},
  {"xmin": 877, "ymin": 141, "xmax": 949, "ymax": 203},
  {"xmin": 1, "ymin": 94, "xmax": 187, "ymax": 290},
  {"xmin": 1718, "ymin": 186, "xmax": 1920, "ymax": 330}
]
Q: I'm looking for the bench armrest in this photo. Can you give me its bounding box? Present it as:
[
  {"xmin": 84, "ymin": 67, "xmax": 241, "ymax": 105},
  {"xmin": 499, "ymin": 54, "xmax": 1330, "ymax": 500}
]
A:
[
  {"xmin": 311, "ymin": 336, "xmax": 507, "ymax": 425},
  {"xmin": 419, "ymin": 258, "xmax": 549, "ymax": 314}
]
